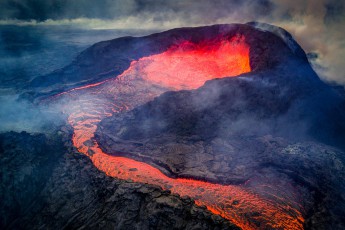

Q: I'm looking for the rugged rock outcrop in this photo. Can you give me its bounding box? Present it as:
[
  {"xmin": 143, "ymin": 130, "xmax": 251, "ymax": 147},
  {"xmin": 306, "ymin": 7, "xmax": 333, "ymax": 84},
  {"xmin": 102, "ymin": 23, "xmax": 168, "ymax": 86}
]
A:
[
  {"xmin": 0, "ymin": 130, "xmax": 238, "ymax": 230},
  {"xmin": 0, "ymin": 131, "xmax": 63, "ymax": 228}
]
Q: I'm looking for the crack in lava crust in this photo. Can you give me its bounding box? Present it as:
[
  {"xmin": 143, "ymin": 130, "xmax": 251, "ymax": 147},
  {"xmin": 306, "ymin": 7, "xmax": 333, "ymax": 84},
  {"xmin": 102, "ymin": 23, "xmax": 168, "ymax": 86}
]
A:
[{"xmin": 52, "ymin": 35, "xmax": 304, "ymax": 230}]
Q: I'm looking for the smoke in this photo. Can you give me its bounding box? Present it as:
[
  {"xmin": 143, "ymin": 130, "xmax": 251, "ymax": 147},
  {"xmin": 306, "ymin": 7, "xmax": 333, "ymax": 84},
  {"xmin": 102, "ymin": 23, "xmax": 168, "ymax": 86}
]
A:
[
  {"xmin": 0, "ymin": 0, "xmax": 344, "ymax": 85},
  {"xmin": 266, "ymin": 0, "xmax": 345, "ymax": 85},
  {"xmin": 0, "ymin": 1, "xmax": 343, "ymax": 135},
  {"xmin": 0, "ymin": 0, "xmax": 344, "ymax": 86},
  {"xmin": 0, "ymin": 0, "xmax": 270, "ymax": 22},
  {"xmin": 0, "ymin": 94, "xmax": 63, "ymax": 133}
]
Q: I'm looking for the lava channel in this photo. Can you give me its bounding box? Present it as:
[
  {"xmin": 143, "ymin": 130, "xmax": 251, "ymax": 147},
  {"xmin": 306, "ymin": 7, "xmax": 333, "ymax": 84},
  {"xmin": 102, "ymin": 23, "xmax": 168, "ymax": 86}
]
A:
[{"xmin": 51, "ymin": 35, "xmax": 304, "ymax": 230}]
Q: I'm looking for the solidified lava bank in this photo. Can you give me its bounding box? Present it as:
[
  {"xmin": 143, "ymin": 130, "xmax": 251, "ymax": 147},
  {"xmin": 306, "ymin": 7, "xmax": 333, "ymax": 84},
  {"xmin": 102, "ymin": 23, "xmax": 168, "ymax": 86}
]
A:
[{"xmin": 26, "ymin": 23, "xmax": 345, "ymax": 229}]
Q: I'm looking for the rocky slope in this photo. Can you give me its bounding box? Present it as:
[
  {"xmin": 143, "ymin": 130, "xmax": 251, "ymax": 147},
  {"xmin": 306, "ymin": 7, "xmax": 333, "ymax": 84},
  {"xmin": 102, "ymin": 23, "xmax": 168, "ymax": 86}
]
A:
[{"xmin": 0, "ymin": 130, "xmax": 238, "ymax": 230}]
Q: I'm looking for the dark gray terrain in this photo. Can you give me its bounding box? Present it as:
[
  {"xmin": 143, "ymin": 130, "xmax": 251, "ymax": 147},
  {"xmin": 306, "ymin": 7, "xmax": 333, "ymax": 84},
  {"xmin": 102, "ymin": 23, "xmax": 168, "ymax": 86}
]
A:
[{"xmin": 0, "ymin": 130, "xmax": 238, "ymax": 230}]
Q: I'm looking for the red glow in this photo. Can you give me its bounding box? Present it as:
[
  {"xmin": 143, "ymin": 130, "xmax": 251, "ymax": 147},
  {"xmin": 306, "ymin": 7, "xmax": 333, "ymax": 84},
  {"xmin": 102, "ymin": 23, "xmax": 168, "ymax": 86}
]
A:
[
  {"xmin": 52, "ymin": 35, "xmax": 304, "ymax": 229},
  {"xmin": 139, "ymin": 35, "xmax": 251, "ymax": 90},
  {"xmin": 91, "ymin": 152, "xmax": 304, "ymax": 230}
]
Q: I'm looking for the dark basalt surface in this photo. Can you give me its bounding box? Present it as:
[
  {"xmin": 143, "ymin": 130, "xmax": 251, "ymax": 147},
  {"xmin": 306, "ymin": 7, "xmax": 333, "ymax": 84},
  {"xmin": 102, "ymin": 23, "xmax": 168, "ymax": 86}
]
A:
[
  {"xmin": 0, "ymin": 130, "xmax": 238, "ymax": 230},
  {"xmin": 0, "ymin": 131, "xmax": 63, "ymax": 228}
]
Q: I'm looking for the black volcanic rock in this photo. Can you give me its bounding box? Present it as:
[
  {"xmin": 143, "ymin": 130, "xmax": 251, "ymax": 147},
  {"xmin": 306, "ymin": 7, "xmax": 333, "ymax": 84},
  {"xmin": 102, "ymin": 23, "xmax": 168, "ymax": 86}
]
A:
[
  {"xmin": 0, "ymin": 130, "xmax": 238, "ymax": 230},
  {"xmin": 0, "ymin": 131, "xmax": 63, "ymax": 228}
]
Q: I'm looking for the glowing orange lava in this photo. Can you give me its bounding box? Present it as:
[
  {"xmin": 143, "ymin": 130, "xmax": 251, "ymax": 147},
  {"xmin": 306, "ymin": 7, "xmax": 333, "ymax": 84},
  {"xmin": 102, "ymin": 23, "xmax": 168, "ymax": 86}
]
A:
[
  {"xmin": 139, "ymin": 35, "xmax": 251, "ymax": 90},
  {"xmin": 53, "ymin": 35, "xmax": 304, "ymax": 229}
]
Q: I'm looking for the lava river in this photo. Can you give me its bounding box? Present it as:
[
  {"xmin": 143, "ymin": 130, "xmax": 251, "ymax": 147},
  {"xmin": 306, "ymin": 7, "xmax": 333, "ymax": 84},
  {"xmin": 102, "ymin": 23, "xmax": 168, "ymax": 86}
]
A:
[{"xmin": 51, "ymin": 35, "xmax": 304, "ymax": 230}]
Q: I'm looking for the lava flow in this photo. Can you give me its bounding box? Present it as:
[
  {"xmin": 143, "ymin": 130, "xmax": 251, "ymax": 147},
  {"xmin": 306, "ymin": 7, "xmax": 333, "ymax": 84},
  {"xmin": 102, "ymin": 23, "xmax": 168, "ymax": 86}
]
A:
[{"xmin": 52, "ymin": 35, "xmax": 304, "ymax": 230}]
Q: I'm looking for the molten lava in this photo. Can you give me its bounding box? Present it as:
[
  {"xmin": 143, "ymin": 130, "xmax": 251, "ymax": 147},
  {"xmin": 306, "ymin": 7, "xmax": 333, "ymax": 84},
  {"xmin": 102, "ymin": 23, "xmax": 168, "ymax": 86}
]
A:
[
  {"xmin": 52, "ymin": 35, "xmax": 304, "ymax": 230},
  {"xmin": 139, "ymin": 35, "xmax": 251, "ymax": 90}
]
